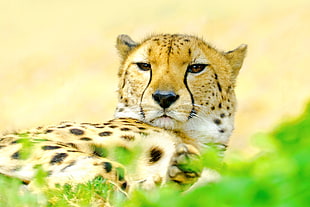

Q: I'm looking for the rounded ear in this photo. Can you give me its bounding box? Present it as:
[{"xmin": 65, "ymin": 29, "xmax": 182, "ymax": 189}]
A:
[
  {"xmin": 224, "ymin": 44, "xmax": 247, "ymax": 79},
  {"xmin": 116, "ymin": 34, "xmax": 138, "ymax": 60}
]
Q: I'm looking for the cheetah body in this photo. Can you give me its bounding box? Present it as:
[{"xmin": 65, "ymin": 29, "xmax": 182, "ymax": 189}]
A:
[{"xmin": 0, "ymin": 34, "xmax": 246, "ymax": 193}]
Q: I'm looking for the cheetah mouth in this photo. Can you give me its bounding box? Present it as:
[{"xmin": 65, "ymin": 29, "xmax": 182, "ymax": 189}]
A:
[{"xmin": 149, "ymin": 115, "xmax": 178, "ymax": 129}]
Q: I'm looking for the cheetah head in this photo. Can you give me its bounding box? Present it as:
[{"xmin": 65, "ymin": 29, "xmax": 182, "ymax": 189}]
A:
[{"xmin": 114, "ymin": 34, "xmax": 247, "ymax": 146}]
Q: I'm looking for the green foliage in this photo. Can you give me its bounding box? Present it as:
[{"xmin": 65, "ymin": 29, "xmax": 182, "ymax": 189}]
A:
[
  {"xmin": 0, "ymin": 174, "xmax": 44, "ymax": 207},
  {"xmin": 0, "ymin": 103, "xmax": 309, "ymax": 206},
  {"xmin": 46, "ymin": 177, "xmax": 120, "ymax": 207},
  {"xmin": 123, "ymin": 103, "xmax": 310, "ymax": 207}
]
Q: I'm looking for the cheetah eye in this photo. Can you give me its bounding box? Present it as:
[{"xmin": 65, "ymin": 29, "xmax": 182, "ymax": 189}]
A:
[
  {"xmin": 187, "ymin": 64, "xmax": 209, "ymax": 74},
  {"xmin": 136, "ymin": 63, "xmax": 151, "ymax": 71}
]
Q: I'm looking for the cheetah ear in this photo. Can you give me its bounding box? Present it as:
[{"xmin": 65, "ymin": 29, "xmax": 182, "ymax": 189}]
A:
[
  {"xmin": 224, "ymin": 44, "xmax": 247, "ymax": 78},
  {"xmin": 116, "ymin": 34, "xmax": 138, "ymax": 60}
]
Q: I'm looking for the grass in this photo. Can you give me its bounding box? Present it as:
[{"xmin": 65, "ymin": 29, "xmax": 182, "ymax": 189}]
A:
[{"xmin": 1, "ymin": 102, "xmax": 309, "ymax": 206}]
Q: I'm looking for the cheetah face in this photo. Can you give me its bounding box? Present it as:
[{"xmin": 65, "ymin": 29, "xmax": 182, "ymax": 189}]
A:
[{"xmin": 115, "ymin": 34, "xmax": 246, "ymax": 145}]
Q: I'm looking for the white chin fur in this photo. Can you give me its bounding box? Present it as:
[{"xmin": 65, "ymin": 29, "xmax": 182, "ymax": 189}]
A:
[
  {"xmin": 151, "ymin": 117, "xmax": 176, "ymax": 130},
  {"xmin": 184, "ymin": 115, "xmax": 233, "ymax": 145}
]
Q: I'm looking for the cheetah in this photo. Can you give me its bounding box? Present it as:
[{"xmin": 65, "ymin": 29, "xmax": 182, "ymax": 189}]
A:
[{"xmin": 0, "ymin": 34, "xmax": 246, "ymax": 194}]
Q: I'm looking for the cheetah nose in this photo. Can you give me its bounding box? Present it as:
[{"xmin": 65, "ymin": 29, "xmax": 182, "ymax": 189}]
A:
[{"xmin": 152, "ymin": 90, "xmax": 179, "ymax": 109}]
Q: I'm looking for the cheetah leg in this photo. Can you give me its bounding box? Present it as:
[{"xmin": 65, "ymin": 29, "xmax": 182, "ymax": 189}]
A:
[
  {"xmin": 0, "ymin": 141, "xmax": 128, "ymax": 192},
  {"xmin": 167, "ymin": 143, "xmax": 203, "ymax": 188}
]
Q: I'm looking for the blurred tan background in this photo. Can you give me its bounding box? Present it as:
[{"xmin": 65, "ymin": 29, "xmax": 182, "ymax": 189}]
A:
[{"xmin": 0, "ymin": 0, "xmax": 309, "ymax": 155}]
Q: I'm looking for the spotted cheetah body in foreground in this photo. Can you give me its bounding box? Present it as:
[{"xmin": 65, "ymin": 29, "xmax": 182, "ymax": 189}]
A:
[{"xmin": 0, "ymin": 34, "xmax": 246, "ymax": 193}]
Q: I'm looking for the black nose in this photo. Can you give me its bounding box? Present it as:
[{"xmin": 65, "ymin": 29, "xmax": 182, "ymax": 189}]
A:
[{"xmin": 152, "ymin": 90, "xmax": 179, "ymax": 109}]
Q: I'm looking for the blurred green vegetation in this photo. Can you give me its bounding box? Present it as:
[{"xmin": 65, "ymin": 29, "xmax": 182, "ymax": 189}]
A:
[
  {"xmin": 0, "ymin": 102, "xmax": 309, "ymax": 206},
  {"xmin": 122, "ymin": 102, "xmax": 310, "ymax": 207}
]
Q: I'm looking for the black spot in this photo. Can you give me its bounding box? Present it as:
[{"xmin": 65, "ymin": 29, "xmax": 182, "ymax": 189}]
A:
[
  {"xmin": 227, "ymin": 106, "xmax": 230, "ymax": 110},
  {"xmin": 50, "ymin": 153, "xmax": 68, "ymax": 165},
  {"xmin": 57, "ymin": 125, "xmax": 68, "ymax": 128},
  {"xmin": 45, "ymin": 129, "xmax": 53, "ymax": 133},
  {"xmin": 121, "ymin": 181, "xmax": 128, "ymax": 190},
  {"xmin": 214, "ymin": 119, "xmax": 221, "ymax": 125},
  {"xmin": 109, "ymin": 125, "xmax": 117, "ymax": 128},
  {"xmin": 188, "ymin": 48, "xmax": 191, "ymax": 55},
  {"xmin": 139, "ymin": 132, "xmax": 149, "ymax": 136},
  {"xmin": 80, "ymin": 137, "xmax": 92, "ymax": 141},
  {"xmin": 66, "ymin": 143, "xmax": 78, "ymax": 149},
  {"xmin": 61, "ymin": 160, "xmax": 76, "ymax": 171},
  {"xmin": 42, "ymin": 145, "xmax": 62, "ymax": 150},
  {"xmin": 10, "ymin": 140, "xmax": 18, "ymax": 144},
  {"xmin": 149, "ymin": 147, "xmax": 163, "ymax": 163},
  {"xmin": 138, "ymin": 127, "xmax": 146, "ymax": 130},
  {"xmin": 220, "ymin": 113, "xmax": 225, "ymax": 118},
  {"xmin": 119, "ymin": 118, "xmax": 128, "ymax": 121},
  {"xmin": 116, "ymin": 167, "xmax": 125, "ymax": 181},
  {"xmin": 214, "ymin": 73, "xmax": 218, "ymax": 79},
  {"xmin": 103, "ymin": 122, "xmax": 111, "ymax": 126},
  {"xmin": 58, "ymin": 124, "xmax": 72, "ymax": 128},
  {"xmin": 95, "ymin": 126, "xmax": 105, "ymax": 128},
  {"xmin": 67, "ymin": 150, "xmax": 80, "ymax": 153},
  {"xmin": 93, "ymin": 146, "xmax": 108, "ymax": 157},
  {"xmin": 103, "ymin": 162, "xmax": 112, "ymax": 173},
  {"xmin": 184, "ymin": 39, "xmax": 190, "ymax": 42},
  {"xmin": 120, "ymin": 127, "xmax": 130, "ymax": 131},
  {"xmin": 120, "ymin": 135, "xmax": 135, "ymax": 141},
  {"xmin": 217, "ymin": 82, "xmax": 222, "ymax": 92},
  {"xmin": 211, "ymin": 106, "xmax": 215, "ymax": 110},
  {"xmin": 218, "ymin": 103, "xmax": 222, "ymax": 108},
  {"xmin": 219, "ymin": 129, "xmax": 225, "ymax": 133},
  {"xmin": 99, "ymin": 131, "xmax": 113, "ymax": 136},
  {"xmin": 11, "ymin": 151, "xmax": 20, "ymax": 159},
  {"xmin": 70, "ymin": 128, "xmax": 84, "ymax": 136},
  {"xmin": 118, "ymin": 108, "xmax": 124, "ymax": 112}
]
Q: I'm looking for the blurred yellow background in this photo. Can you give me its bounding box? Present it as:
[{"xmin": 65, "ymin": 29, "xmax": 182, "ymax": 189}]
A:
[{"xmin": 0, "ymin": 0, "xmax": 309, "ymax": 154}]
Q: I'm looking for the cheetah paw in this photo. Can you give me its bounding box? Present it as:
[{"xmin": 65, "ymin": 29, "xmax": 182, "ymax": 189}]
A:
[{"xmin": 168, "ymin": 143, "xmax": 202, "ymax": 186}]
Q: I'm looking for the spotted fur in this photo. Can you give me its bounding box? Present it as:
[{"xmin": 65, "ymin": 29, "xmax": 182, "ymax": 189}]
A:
[
  {"xmin": 115, "ymin": 34, "xmax": 247, "ymax": 148},
  {"xmin": 0, "ymin": 34, "xmax": 246, "ymax": 194}
]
